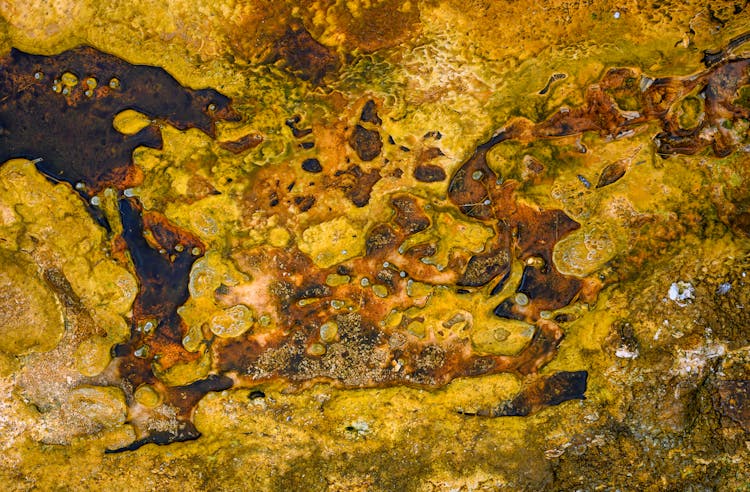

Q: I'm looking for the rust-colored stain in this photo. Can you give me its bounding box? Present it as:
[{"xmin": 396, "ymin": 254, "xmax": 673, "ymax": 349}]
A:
[
  {"xmin": 2, "ymin": 33, "xmax": 750, "ymax": 454},
  {"xmin": 0, "ymin": 47, "xmax": 242, "ymax": 193},
  {"xmin": 270, "ymin": 24, "xmax": 340, "ymax": 84},
  {"xmin": 715, "ymin": 380, "xmax": 750, "ymax": 432}
]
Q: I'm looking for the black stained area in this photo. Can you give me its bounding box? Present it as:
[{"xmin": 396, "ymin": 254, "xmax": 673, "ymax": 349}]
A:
[
  {"xmin": 360, "ymin": 100, "xmax": 382, "ymax": 125},
  {"xmin": 301, "ymin": 158, "xmax": 323, "ymax": 173},
  {"xmin": 366, "ymin": 224, "xmax": 398, "ymax": 254},
  {"xmin": 118, "ymin": 197, "xmax": 198, "ymax": 321},
  {"xmin": 517, "ymin": 264, "xmax": 582, "ymax": 311},
  {"xmin": 493, "ymin": 371, "xmax": 588, "ymax": 416},
  {"xmin": 0, "ymin": 46, "xmax": 240, "ymax": 197},
  {"xmin": 391, "ymin": 195, "xmax": 430, "ymax": 234},
  {"xmin": 294, "ymin": 195, "xmax": 316, "ymax": 212},
  {"xmin": 413, "ymin": 164, "xmax": 447, "ymax": 182},
  {"xmin": 349, "ymin": 125, "xmax": 383, "ymax": 161},
  {"xmin": 286, "ymin": 115, "xmax": 313, "ymax": 138},
  {"xmin": 105, "ymin": 427, "xmax": 201, "ymax": 453}
]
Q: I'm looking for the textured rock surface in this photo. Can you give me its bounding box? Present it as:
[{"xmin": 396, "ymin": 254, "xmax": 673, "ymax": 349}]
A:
[{"xmin": 0, "ymin": 0, "xmax": 749, "ymax": 490}]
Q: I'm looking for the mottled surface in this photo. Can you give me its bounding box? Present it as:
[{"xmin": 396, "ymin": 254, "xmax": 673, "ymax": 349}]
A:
[
  {"xmin": 0, "ymin": 47, "xmax": 241, "ymax": 195},
  {"xmin": 2, "ymin": 46, "xmax": 593, "ymax": 450},
  {"xmin": 1, "ymin": 0, "xmax": 750, "ymax": 490}
]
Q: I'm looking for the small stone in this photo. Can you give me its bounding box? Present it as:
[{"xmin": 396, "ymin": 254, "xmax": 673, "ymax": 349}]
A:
[
  {"xmin": 66, "ymin": 386, "xmax": 127, "ymax": 428},
  {"xmin": 407, "ymin": 320, "xmax": 425, "ymax": 338}
]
